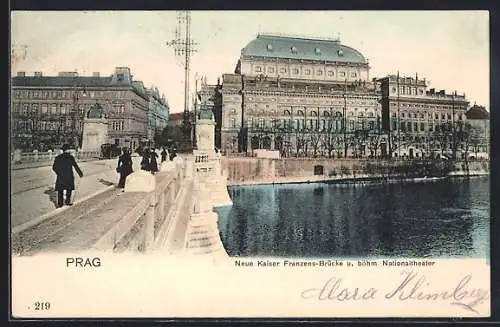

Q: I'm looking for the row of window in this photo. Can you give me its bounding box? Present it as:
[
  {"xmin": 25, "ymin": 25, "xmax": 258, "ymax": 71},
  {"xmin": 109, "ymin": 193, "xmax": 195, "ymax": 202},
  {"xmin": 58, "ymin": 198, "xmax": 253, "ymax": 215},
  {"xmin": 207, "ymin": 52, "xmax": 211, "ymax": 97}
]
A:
[
  {"xmin": 266, "ymin": 44, "xmax": 333, "ymax": 57},
  {"xmin": 390, "ymin": 121, "xmax": 465, "ymax": 132},
  {"xmin": 390, "ymin": 102, "xmax": 466, "ymax": 110},
  {"xmin": 13, "ymin": 89, "xmax": 128, "ymax": 100},
  {"xmin": 12, "ymin": 103, "xmax": 127, "ymax": 116},
  {"xmin": 229, "ymin": 117, "xmax": 377, "ymax": 131},
  {"xmin": 254, "ymin": 66, "xmax": 358, "ymax": 78},
  {"xmin": 391, "ymin": 112, "xmax": 465, "ymax": 120},
  {"xmin": 111, "ymin": 120, "xmax": 125, "ymax": 131},
  {"xmin": 391, "ymin": 86, "xmax": 424, "ymax": 95},
  {"xmin": 13, "ymin": 103, "xmax": 79, "ymax": 115},
  {"xmin": 12, "ymin": 120, "xmax": 72, "ymax": 132}
]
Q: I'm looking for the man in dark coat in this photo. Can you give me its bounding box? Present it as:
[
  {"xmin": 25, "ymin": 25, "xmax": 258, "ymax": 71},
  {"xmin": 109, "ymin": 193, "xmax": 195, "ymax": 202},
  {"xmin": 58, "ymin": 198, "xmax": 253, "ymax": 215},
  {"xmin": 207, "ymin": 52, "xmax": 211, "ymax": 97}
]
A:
[
  {"xmin": 116, "ymin": 147, "xmax": 133, "ymax": 189},
  {"xmin": 52, "ymin": 144, "xmax": 84, "ymax": 208}
]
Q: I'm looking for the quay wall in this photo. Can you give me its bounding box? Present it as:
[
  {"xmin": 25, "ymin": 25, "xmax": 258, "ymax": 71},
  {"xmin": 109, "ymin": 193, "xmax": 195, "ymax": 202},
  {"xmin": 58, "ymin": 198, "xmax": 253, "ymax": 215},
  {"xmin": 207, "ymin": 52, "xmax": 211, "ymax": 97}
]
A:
[{"xmin": 221, "ymin": 157, "xmax": 489, "ymax": 185}]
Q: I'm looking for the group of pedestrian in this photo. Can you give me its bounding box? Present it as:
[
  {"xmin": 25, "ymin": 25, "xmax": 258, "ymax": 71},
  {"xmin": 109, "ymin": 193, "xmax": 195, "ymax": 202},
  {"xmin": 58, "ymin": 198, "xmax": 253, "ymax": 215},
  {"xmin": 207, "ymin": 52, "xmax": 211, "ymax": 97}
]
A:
[
  {"xmin": 140, "ymin": 148, "xmax": 160, "ymax": 174},
  {"xmin": 51, "ymin": 143, "xmax": 179, "ymax": 208}
]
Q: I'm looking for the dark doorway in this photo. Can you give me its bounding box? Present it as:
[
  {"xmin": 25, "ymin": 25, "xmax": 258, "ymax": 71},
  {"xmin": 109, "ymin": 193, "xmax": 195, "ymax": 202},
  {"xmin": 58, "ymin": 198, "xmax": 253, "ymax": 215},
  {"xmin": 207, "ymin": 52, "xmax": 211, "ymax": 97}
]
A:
[
  {"xmin": 251, "ymin": 136, "xmax": 259, "ymax": 151},
  {"xmin": 314, "ymin": 165, "xmax": 324, "ymax": 175}
]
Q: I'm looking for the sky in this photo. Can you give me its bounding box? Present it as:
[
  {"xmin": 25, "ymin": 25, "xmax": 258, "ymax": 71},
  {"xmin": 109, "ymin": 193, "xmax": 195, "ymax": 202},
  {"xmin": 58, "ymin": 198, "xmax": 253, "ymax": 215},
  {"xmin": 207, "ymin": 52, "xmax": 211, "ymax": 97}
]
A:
[{"xmin": 11, "ymin": 10, "xmax": 489, "ymax": 113}]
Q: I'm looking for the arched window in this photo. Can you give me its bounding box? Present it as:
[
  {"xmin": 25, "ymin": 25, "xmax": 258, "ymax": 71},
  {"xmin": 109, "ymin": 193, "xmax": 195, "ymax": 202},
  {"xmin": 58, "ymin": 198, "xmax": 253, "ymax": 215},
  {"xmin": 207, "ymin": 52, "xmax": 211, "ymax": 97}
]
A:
[
  {"xmin": 284, "ymin": 109, "xmax": 291, "ymax": 116},
  {"xmin": 324, "ymin": 111, "xmax": 330, "ymax": 117},
  {"xmin": 335, "ymin": 111, "xmax": 342, "ymax": 117},
  {"xmin": 297, "ymin": 110, "xmax": 305, "ymax": 117},
  {"xmin": 311, "ymin": 111, "xmax": 317, "ymax": 117}
]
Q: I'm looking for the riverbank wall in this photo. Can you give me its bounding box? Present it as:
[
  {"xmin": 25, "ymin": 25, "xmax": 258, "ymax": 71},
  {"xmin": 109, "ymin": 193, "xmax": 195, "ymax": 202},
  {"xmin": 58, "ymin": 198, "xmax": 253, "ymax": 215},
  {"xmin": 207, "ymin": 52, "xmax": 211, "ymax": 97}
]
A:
[{"xmin": 221, "ymin": 157, "xmax": 489, "ymax": 186}]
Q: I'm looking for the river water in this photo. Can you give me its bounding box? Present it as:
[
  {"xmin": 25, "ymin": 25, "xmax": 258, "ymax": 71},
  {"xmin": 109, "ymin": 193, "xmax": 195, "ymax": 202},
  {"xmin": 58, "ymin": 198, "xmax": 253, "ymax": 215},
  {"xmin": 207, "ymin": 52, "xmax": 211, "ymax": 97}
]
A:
[{"xmin": 216, "ymin": 176, "xmax": 490, "ymax": 259}]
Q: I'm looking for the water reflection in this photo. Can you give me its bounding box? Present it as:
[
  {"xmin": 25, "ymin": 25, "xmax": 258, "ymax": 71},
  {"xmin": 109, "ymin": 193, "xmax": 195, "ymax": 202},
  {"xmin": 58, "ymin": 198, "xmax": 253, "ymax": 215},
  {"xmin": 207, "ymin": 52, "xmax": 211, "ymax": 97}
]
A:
[{"xmin": 216, "ymin": 177, "xmax": 489, "ymax": 259}]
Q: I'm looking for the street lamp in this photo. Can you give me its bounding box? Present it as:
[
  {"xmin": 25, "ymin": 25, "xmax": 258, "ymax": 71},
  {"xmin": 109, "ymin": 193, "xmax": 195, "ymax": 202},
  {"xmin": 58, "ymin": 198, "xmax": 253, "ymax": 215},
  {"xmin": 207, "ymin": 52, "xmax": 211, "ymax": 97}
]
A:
[
  {"xmin": 71, "ymin": 86, "xmax": 87, "ymax": 149},
  {"xmin": 343, "ymin": 79, "xmax": 347, "ymax": 158}
]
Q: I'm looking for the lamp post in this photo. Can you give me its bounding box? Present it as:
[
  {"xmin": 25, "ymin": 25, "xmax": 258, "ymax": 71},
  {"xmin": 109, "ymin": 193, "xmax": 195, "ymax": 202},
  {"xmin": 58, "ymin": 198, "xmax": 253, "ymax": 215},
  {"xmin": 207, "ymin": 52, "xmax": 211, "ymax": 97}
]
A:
[
  {"xmin": 396, "ymin": 71, "xmax": 401, "ymax": 158},
  {"xmin": 343, "ymin": 78, "xmax": 347, "ymax": 158},
  {"xmin": 71, "ymin": 85, "xmax": 87, "ymax": 149}
]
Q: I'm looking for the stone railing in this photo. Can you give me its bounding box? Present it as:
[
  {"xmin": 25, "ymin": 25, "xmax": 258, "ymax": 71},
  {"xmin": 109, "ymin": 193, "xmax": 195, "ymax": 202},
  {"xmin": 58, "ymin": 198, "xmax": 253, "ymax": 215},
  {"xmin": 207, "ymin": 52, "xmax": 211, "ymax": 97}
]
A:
[
  {"xmin": 92, "ymin": 157, "xmax": 186, "ymax": 253},
  {"xmin": 11, "ymin": 149, "xmax": 103, "ymax": 164}
]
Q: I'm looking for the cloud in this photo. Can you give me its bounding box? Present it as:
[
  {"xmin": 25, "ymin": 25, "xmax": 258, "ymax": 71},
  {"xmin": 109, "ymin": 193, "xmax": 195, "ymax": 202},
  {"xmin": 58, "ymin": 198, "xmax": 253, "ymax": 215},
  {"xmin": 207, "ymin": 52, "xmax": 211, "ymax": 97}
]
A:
[{"xmin": 11, "ymin": 11, "xmax": 489, "ymax": 112}]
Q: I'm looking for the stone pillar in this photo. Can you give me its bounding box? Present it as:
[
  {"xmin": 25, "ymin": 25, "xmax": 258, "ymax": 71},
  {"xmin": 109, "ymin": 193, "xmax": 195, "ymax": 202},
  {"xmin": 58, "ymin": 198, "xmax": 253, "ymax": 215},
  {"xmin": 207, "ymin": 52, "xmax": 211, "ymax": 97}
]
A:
[
  {"xmin": 13, "ymin": 149, "xmax": 22, "ymax": 163},
  {"xmin": 143, "ymin": 194, "xmax": 157, "ymax": 251},
  {"xmin": 32, "ymin": 149, "xmax": 39, "ymax": 161},
  {"xmin": 158, "ymin": 191, "xmax": 165, "ymax": 225}
]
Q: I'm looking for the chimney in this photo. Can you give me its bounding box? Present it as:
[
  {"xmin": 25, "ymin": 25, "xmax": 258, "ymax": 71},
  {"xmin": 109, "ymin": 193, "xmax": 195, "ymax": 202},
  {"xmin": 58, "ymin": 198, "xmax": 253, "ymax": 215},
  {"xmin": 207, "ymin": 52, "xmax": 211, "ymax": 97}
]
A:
[
  {"xmin": 17, "ymin": 72, "xmax": 26, "ymax": 77},
  {"xmin": 429, "ymin": 88, "xmax": 435, "ymax": 94},
  {"xmin": 34, "ymin": 72, "xmax": 43, "ymax": 77},
  {"xmin": 92, "ymin": 72, "xmax": 100, "ymax": 77}
]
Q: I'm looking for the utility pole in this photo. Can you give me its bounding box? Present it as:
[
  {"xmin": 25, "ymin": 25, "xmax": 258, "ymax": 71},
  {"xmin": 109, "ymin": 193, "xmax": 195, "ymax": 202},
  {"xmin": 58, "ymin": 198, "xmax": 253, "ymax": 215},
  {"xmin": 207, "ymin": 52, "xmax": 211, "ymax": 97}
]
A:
[
  {"xmin": 166, "ymin": 11, "xmax": 197, "ymax": 151},
  {"xmin": 193, "ymin": 73, "xmax": 199, "ymax": 149}
]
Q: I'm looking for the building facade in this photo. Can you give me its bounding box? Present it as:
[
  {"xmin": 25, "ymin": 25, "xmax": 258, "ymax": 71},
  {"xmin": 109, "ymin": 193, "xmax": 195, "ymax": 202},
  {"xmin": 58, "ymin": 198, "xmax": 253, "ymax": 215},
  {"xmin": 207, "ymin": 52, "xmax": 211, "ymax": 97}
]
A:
[
  {"xmin": 465, "ymin": 104, "xmax": 490, "ymax": 157},
  {"xmin": 218, "ymin": 33, "xmax": 382, "ymax": 158},
  {"xmin": 146, "ymin": 87, "xmax": 170, "ymax": 145},
  {"xmin": 11, "ymin": 67, "xmax": 166, "ymax": 152},
  {"xmin": 378, "ymin": 74, "xmax": 469, "ymax": 158},
  {"xmin": 212, "ymin": 33, "xmax": 482, "ymax": 160}
]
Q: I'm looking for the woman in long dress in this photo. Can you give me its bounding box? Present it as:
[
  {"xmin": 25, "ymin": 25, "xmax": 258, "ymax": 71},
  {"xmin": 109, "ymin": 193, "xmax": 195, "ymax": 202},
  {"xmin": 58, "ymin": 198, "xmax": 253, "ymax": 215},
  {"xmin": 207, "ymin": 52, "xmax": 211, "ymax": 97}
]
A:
[
  {"xmin": 140, "ymin": 148, "xmax": 150, "ymax": 171},
  {"xmin": 149, "ymin": 148, "xmax": 159, "ymax": 174}
]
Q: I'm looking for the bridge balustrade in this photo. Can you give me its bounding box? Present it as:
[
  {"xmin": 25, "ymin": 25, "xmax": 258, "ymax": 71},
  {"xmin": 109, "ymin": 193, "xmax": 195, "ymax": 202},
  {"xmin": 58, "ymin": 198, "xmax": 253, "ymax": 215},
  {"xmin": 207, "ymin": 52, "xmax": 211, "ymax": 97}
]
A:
[
  {"xmin": 11, "ymin": 150, "xmax": 103, "ymax": 164},
  {"xmin": 93, "ymin": 159, "xmax": 186, "ymax": 252}
]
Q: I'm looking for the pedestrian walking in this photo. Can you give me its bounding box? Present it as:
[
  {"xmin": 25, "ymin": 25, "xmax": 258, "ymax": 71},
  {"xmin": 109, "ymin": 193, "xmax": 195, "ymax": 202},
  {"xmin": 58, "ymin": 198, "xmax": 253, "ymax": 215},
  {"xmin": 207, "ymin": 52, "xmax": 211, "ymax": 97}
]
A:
[
  {"xmin": 116, "ymin": 147, "xmax": 133, "ymax": 189},
  {"xmin": 149, "ymin": 148, "xmax": 159, "ymax": 174},
  {"xmin": 161, "ymin": 147, "xmax": 168, "ymax": 163},
  {"xmin": 52, "ymin": 144, "xmax": 84, "ymax": 208},
  {"xmin": 169, "ymin": 147, "xmax": 177, "ymax": 161},
  {"xmin": 140, "ymin": 148, "xmax": 150, "ymax": 171}
]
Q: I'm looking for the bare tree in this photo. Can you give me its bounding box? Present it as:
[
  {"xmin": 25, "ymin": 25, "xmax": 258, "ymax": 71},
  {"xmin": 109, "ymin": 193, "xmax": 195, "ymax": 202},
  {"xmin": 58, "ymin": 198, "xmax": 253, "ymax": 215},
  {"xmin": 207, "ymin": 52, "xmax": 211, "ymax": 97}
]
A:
[
  {"xmin": 321, "ymin": 119, "xmax": 339, "ymax": 158},
  {"xmin": 294, "ymin": 125, "xmax": 308, "ymax": 157},
  {"xmin": 308, "ymin": 126, "xmax": 322, "ymax": 158},
  {"xmin": 433, "ymin": 122, "xmax": 453, "ymax": 157},
  {"xmin": 367, "ymin": 133, "xmax": 384, "ymax": 158}
]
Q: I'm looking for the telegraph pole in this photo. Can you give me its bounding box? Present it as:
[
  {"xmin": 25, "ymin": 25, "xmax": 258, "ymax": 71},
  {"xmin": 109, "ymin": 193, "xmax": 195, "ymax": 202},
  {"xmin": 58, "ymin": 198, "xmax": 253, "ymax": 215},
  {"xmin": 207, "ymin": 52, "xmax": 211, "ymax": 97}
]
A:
[{"xmin": 166, "ymin": 11, "xmax": 197, "ymax": 151}]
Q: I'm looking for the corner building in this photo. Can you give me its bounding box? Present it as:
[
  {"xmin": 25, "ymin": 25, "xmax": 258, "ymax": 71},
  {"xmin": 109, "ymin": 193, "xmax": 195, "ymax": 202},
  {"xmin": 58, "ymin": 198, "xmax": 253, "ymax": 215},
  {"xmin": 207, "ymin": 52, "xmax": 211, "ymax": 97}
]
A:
[
  {"xmin": 378, "ymin": 75, "xmax": 469, "ymax": 158},
  {"xmin": 11, "ymin": 67, "xmax": 163, "ymax": 152},
  {"xmin": 219, "ymin": 34, "xmax": 382, "ymax": 157}
]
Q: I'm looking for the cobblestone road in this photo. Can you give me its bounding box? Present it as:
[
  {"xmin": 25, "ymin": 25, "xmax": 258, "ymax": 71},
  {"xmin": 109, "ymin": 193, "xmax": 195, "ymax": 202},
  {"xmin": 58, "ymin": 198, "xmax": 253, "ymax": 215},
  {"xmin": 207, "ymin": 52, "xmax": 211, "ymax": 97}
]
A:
[{"xmin": 10, "ymin": 156, "xmax": 143, "ymax": 228}]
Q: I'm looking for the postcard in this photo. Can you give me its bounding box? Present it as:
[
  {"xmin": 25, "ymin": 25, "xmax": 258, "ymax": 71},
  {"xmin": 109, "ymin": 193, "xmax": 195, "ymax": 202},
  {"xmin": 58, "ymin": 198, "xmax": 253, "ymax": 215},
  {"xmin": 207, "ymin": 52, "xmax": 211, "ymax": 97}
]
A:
[{"xmin": 10, "ymin": 10, "xmax": 490, "ymax": 319}]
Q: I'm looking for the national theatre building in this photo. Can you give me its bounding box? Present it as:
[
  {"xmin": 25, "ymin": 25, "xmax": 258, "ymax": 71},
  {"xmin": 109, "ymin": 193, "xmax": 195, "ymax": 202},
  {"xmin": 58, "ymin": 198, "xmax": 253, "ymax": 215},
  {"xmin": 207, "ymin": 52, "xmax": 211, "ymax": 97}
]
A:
[
  {"xmin": 219, "ymin": 33, "xmax": 382, "ymax": 158},
  {"xmin": 215, "ymin": 33, "xmax": 476, "ymax": 159}
]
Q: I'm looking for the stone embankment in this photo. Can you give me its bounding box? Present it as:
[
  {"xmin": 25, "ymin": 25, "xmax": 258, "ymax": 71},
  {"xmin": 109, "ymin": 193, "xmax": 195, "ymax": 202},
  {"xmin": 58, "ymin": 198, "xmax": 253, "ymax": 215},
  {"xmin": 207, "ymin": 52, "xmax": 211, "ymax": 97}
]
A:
[{"xmin": 221, "ymin": 157, "xmax": 489, "ymax": 186}]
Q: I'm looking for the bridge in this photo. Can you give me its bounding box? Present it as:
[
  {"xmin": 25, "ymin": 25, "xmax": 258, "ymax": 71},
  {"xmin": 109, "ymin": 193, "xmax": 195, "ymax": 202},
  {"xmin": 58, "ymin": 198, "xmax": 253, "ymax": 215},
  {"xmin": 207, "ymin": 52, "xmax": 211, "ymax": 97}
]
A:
[{"xmin": 11, "ymin": 151, "xmax": 233, "ymax": 258}]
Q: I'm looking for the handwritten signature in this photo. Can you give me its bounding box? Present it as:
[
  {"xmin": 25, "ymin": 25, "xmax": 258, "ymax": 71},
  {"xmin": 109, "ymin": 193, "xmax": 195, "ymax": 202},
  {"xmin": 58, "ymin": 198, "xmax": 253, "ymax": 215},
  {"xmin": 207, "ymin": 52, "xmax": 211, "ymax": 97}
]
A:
[{"xmin": 301, "ymin": 270, "xmax": 489, "ymax": 313}]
